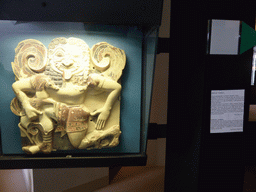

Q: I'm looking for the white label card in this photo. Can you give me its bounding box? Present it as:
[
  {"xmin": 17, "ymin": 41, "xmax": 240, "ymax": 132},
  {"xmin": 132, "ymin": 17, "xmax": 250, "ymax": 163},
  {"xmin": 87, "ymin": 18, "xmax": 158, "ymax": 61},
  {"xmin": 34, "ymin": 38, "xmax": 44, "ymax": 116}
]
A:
[
  {"xmin": 210, "ymin": 20, "xmax": 240, "ymax": 55},
  {"xmin": 210, "ymin": 90, "xmax": 244, "ymax": 133}
]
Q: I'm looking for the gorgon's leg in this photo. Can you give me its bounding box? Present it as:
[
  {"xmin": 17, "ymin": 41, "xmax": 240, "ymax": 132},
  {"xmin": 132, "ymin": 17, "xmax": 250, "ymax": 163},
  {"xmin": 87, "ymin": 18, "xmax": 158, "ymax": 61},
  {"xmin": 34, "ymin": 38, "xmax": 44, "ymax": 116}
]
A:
[
  {"xmin": 67, "ymin": 130, "xmax": 87, "ymax": 148},
  {"xmin": 39, "ymin": 111, "xmax": 54, "ymax": 153}
]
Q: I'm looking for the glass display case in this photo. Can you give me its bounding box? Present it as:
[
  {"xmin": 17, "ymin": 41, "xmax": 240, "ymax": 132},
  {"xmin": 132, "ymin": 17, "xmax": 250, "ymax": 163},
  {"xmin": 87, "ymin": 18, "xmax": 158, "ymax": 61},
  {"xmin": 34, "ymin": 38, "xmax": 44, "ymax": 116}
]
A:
[{"xmin": 0, "ymin": 0, "xmax": 163, "ymax": 168}]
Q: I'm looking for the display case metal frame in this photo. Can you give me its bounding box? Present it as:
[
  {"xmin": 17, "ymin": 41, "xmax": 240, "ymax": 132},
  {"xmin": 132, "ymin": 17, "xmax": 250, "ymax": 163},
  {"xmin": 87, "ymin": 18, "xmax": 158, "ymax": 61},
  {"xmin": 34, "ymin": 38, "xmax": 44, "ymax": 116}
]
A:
[{"xmin": 0, "ymin": 0, "xmax": 163, "ymax": 169}]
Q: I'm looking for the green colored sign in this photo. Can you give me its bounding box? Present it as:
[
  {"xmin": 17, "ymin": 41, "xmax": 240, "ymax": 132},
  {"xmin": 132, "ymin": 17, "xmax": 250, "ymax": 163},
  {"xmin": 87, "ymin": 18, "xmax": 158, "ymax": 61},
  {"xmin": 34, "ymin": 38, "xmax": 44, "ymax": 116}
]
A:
[{"xmin": 240, "ymin": 22, "xmax": 256, "ymax": 54}]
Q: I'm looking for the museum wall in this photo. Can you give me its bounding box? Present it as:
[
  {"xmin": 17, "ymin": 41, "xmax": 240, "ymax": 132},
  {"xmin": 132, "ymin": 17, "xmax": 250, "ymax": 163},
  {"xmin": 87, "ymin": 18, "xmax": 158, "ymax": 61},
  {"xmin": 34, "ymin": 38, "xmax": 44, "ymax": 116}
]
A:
[
  {"xmin": 147, "ymin": 0, "xmax": 169, "ymax": 168},
  {"xmin": 33, "ymin": 168, "xmax": 109, "ymax": 192},
  {"xmin": 150, "ymin": 0, "xmax": 170, "ymax": 125},
  {"xmin": 150, "ymin": 53, "xmax": 169, "ymax": 124},
  {"xmin": 0, "ymin": 170, "xmax": 28, "ymax": 192}
]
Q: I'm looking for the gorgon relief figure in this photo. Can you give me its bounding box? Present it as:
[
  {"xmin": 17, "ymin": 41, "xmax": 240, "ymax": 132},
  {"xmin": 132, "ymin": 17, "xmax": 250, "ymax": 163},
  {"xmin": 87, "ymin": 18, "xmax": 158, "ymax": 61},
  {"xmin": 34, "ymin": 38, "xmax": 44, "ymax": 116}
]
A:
[{"xmin": 10, "ymin": 37, "xmax": 126, "ymax": 154}]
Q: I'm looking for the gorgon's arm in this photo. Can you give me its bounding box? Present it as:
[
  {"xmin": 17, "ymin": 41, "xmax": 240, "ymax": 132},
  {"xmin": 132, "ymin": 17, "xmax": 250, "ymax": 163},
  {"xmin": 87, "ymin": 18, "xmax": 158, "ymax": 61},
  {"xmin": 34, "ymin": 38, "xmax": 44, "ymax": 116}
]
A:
[
  {"xmin": 90, "ymin": 75, "xmax": 122, "ymax": 130},
  {"xmin": 12, "ymin": 77, "xmax": 34, "ymax": 107},
  {"xmin": 98, "ymin": 76, "xmax": 121, "ymax": 110},
  {"xmin": 12, "ymin": 77, "xmax": 42, "ymax": 119}
]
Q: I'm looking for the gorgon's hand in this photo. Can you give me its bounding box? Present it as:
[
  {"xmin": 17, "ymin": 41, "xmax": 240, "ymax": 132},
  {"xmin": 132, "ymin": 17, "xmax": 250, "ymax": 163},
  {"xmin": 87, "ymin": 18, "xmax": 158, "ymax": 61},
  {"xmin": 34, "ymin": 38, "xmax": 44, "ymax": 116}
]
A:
[
  {"xmin": 24, "ymin": 105, "xmax": 42, "ymax": 120},
  {"xmin": 45, "ymin": 81, "xmax": 59, "ymax": 90},
  {"xmin": 90, "ymin": 107, "xmax": 111, "ymax": 130}
]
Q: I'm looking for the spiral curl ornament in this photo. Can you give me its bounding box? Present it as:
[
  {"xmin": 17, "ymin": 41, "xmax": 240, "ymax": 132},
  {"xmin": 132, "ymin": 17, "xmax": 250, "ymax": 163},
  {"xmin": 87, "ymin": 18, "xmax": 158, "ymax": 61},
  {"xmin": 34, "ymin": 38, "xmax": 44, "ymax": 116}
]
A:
[
  {"xmin": 12, "ymin": 39, "xmax": 47, "ymax": 79},
  {"xmin": 91, "ymin": 42, "xmax": 126, "ymax": 81}
]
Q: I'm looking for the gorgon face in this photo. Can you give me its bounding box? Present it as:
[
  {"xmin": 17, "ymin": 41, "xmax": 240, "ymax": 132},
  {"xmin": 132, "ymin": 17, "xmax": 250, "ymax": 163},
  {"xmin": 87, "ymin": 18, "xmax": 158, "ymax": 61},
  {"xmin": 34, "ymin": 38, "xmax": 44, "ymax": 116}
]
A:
[{"xmin": 48, "ymin": 41, "xmax": 89, "ymax": 80}]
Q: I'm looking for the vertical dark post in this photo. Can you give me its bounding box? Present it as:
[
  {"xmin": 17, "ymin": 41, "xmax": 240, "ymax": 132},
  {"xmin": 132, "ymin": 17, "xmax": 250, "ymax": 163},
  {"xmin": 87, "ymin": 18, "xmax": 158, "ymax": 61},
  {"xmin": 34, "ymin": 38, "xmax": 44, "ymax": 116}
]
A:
[
  {"xmin": 166, "ymin": 0, "xmax": 206, "ymax": 191},
  {"xmin": 165, "ymin": 0, "xmax": 255, "ymax": 191}
]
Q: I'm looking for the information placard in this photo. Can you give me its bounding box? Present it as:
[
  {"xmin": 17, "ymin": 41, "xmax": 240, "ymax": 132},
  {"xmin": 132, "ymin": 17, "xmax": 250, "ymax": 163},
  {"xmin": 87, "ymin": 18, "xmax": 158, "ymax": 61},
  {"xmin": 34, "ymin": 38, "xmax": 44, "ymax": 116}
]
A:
[
  {"xmin": 210, "ymin": 20, "xmax": 240, "ymax": 55},
  {"xmin": 210, "ymin": 90, "xmax": 244, "ymax": 133}
]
